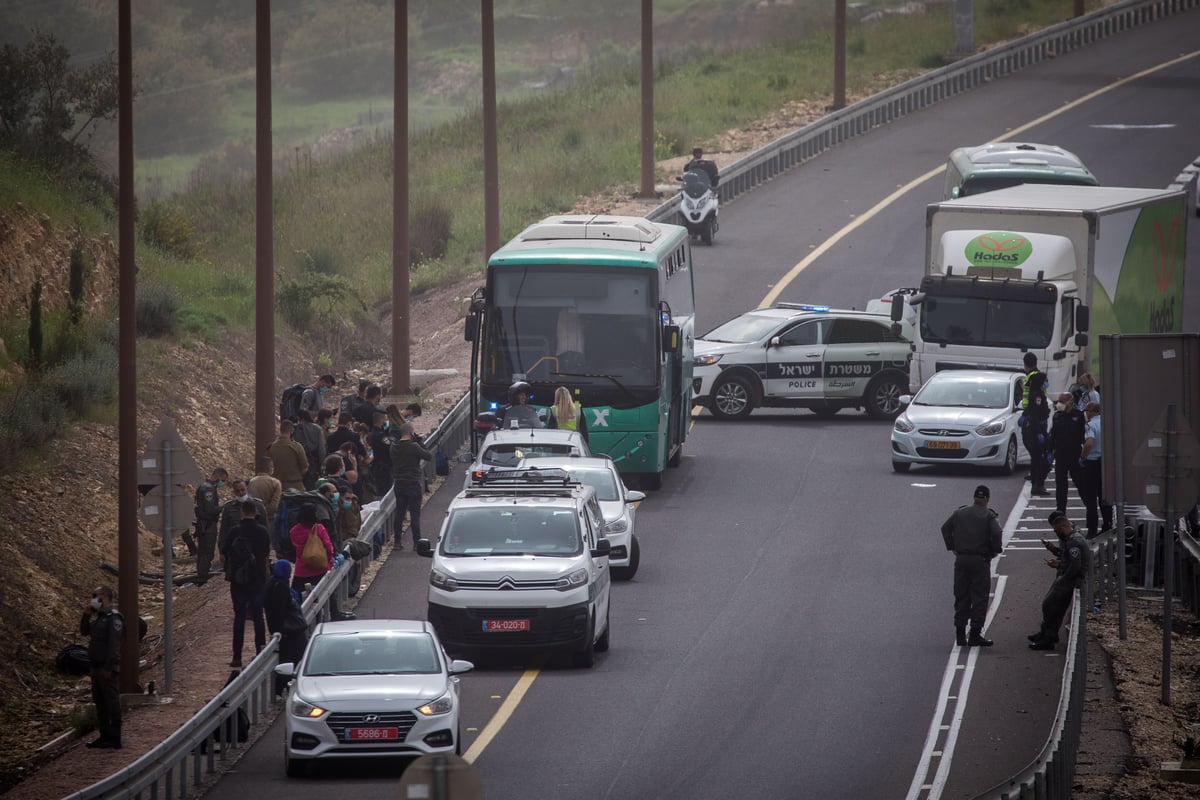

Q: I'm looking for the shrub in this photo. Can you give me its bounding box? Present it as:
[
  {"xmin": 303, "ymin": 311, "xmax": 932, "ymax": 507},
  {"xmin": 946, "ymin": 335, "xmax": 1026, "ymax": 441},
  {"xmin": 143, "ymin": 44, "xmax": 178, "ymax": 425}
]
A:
[
  {"xmin": 139, "ymin": 202, "xmax": 202, "ymax": 260},
  {"xmin": 410, "ymin": 201, "xmax": 453, "ymax": 263},
  {"xmin": 136, "ymin": 284, "xmax": 180, "ymax": 338},
  {"xmin": 297, "ymin": 247, "xmax": 341, "ymax": 276},
  {"xmin": 68, "ymin": 242, "xmax": 91, "ymax": 325},
  {"xmin": 55, "ymin": 345, "xmax": 118, "ymax": 415},
  {"xmin": 0, "ymin": 384, "xmax": 67, "ymax": 472}
]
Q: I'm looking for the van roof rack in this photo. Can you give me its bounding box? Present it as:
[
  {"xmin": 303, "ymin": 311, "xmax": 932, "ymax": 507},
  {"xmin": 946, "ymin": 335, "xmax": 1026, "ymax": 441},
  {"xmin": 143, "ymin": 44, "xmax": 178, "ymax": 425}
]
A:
[{"xmin": 465, "ymin": 467, "xmax": 582, "ymax": 496}]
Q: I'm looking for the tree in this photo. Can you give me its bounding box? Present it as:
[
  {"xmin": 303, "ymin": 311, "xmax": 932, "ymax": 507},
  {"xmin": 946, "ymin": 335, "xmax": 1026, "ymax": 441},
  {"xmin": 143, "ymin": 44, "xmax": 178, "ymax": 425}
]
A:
[{"xmin": 0, "ymin": 32, "xmax": 118, "ymax": 165}]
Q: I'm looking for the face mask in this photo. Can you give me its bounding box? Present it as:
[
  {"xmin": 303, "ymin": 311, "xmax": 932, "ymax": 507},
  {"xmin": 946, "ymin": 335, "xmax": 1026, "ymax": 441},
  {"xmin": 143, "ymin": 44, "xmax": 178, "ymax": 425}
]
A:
[
  {"xmin": 319, "ymin": 386, "xmax": 330, "ymax": 394},
  {"xmin": 341, "ymin": 499, "xmax": 352, "ymax": 510},
  {"xmin": 215, "ymin": 480, "xmax": 225, "ymax": 488},
  {"xmin": 1055, "ymin": 402, "xmax": 1066, "ymax": 412},
  {"xmin": 90, "ymin": 597, "xmax": 102, "ymax": 611},
  {"xmin": 330, "ymin": 492, "xmax": 340, "ymax": 506}
]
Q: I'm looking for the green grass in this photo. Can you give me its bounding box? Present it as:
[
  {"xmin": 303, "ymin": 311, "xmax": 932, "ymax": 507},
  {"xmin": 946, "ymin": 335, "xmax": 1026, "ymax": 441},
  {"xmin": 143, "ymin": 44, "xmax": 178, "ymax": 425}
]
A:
[{"xmin": 0, "ymin": 151, "xmax": 110, "ymax": 234}]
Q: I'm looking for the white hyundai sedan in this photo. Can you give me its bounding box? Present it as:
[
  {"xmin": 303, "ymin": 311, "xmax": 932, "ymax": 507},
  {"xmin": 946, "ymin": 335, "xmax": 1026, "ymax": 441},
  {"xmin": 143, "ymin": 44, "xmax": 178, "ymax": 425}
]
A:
[
  {"xmin": 890, "ymin": 370, "xmax": 1029, "ymax": 474},
  {"xmin": 275, "ymin": 619, "xmax": 473, "ymax": 777}
]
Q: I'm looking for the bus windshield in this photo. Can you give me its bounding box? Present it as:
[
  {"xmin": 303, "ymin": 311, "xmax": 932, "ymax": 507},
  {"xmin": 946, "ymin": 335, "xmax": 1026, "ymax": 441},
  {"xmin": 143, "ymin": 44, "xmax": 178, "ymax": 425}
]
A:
[
  {"xmin": 483, "ymin": 265, "xmax": 659, "ymax": 389},
  {"xmin": 920, "ymin": 294, "xmax": 1055, "ymax": 349}
]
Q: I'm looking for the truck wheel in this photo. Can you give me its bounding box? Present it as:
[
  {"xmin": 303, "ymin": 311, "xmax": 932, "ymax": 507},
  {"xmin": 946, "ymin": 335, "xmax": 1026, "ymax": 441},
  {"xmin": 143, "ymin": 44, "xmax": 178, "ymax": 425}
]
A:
[
  {"xmin": 892, "ymin": 460, "xmax": 911, "ymax": 473},
  {"xmin": 711, "ymin": 375, "xmax": 754, "ymax": 419},
  {"xmin": 865, "ymin": 374, "xmax": 904, "ymax": 420},
  {"xmin": 999, "ymin": 437, "xmax": 1019, "ymax": 476}
]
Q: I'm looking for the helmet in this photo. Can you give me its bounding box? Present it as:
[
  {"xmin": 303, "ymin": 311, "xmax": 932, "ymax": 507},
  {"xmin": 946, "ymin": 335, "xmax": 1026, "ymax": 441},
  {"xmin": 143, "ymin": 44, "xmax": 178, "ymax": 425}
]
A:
[{"xmin": 509, "ymin": 381, "xmax": 532, "ymax": 401}]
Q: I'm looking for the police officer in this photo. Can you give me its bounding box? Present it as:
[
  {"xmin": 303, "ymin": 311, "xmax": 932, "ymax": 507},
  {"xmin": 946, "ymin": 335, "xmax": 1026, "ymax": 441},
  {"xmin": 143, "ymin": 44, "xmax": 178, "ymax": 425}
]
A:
[
  {"xmin": 193, "ymin": 467, "xmax": 228, "ymax": 584},
  {"xmin": 1029, "ymin": 510, "xmax": 1091, "ymax": 650},
  {"xmin": 941, "ymin": 485, "xmax": 1003, "ymax": 647},
  {"xmin": 81, "ymin": 585, "xmax": 123, "ymax": 748},
  {"xmin": 683, "ymin": 147, "xmax": 719, "ymax": 187},
  {"xmin": 1020, "ymin": 354, "xmax": 1051, "ymax": 496},
  {"xmin": 1048, "ymin": 392, "xmax": 1086, "ymax": 515},
  {"xmin": 496, "ymin": 381, "xmax": 544, "ymax": 430}
]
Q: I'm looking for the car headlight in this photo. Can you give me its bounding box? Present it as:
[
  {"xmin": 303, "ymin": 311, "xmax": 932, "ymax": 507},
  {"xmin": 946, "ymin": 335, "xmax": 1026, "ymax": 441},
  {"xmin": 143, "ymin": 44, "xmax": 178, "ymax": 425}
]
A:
[
  {"xmin": 417, "ymin": 692, "xmax": 454, "ymax": 716},
  {"xmin": 430, "ymin": 569, "xmax": 459, "ymax": 591},
  {"xmin": 555, "ymin": 568, "xmax": 589, "ymax": 590},
  {"xmin": 694, "ymin": 354, "xmax": 723, "ymax": 367},
  {"xmin": 976, "ymin": 419, "xmax": 1006, "ymax": 436},
  {"xmin": 291, "ymin": 697, "xmax": 328, "ymax": 719},
  {"xmin": 893, "ymin": 416, "xmax": 914, "ymax": 433},
  {"xmin": 604, "ymin": 517, "xmax": 629, "ymax": 534}
]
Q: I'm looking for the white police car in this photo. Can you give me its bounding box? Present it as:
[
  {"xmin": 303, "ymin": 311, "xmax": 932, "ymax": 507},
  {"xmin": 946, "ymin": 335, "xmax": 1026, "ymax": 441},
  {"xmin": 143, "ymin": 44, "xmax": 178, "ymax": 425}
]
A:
[{"xmin": 693, "ymin": 303, "xmax": 911, "ymax": 420}]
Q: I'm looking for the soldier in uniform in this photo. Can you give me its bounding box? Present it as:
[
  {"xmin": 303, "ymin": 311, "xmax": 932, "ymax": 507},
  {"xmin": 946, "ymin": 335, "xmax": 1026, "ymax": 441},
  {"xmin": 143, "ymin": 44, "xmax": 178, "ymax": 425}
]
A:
[
  {"xmin": 1048, "ymin": 392, "xmax": 1087, "ymax": 514},
  {"xmin": 81, "ymin": 585, "xmax": 124, "ymax": 748},
  {"xmin": 193, "ymin": 467, "xmax": 228, "ymax": 584},
  {"xmin": 1029, "ymin": 510, "xmax": 1092, "ymax": 650},
  {"xmin": 941, "ymin": 484, "xmax": 1003, "ymax": 647}
]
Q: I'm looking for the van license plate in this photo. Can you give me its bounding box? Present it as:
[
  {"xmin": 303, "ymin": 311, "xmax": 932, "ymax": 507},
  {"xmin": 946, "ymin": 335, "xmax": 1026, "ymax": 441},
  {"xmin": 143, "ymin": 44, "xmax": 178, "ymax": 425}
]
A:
[
  {"xmin": 483, "ymin": 619, "xmax": 530, "ymax": 632},
  {"xmin": 927, "ymin": 440, "xmax": 960, "ymax": 450}
]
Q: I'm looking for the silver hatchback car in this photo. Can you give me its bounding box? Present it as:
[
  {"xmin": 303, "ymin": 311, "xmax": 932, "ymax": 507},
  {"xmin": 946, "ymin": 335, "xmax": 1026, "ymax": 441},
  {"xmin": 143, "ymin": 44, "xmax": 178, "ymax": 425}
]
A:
[{"xmin": 890, "ymin": 370, "xmax": 1029, "ymax": 474}]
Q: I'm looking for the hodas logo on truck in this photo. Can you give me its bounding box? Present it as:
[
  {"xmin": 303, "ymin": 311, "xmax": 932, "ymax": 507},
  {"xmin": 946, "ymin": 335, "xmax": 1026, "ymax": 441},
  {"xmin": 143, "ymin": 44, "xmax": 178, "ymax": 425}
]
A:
[{"xmin": 965, "ymin": 232, "xmax": 1033, "ymax": 266}]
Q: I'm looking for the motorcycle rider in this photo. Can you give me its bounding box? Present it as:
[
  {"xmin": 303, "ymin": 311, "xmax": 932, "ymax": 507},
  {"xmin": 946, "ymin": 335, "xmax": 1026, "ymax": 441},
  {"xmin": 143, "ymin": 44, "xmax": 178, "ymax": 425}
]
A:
[
  {"xmin": 496, "ymin": 381, "xmax": 544, "ymax": 430},
  {"xmin": 683, "ymin": 147, "xmax": 719, "ymax": 187}
]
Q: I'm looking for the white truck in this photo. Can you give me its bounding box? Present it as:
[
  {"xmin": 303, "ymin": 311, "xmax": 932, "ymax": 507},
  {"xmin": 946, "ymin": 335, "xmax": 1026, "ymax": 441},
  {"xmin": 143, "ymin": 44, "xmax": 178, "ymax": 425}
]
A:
[{"xmin": 883, "ymin": 184, "xmax": 1188, "ymax": 394}]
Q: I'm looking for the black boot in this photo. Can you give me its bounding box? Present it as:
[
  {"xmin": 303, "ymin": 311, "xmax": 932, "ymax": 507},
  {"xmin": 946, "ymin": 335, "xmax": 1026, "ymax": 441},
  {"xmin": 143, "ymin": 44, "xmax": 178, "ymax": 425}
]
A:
[
  {"xmin": 955, "ymin": 626, "xmax": 968, "ymax": 647},
  {"xmin": 968, "ymin": 630, "xmax": 994, "ymax": 647}
]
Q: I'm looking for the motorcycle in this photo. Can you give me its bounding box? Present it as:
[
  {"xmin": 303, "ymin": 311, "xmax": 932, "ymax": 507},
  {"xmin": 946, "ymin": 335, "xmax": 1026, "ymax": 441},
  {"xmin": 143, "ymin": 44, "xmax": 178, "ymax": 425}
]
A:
[{"xmin": 677, "ymin": 169, "xmax": 719, "ymax": 245}]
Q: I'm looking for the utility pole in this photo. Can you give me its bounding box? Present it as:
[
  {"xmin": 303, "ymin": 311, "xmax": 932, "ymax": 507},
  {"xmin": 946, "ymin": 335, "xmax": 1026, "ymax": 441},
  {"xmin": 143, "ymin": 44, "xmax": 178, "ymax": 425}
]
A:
[
  {"xmin": 393, "ymin": 0, "xmax": 411, "ymax": 394},
  {"xmin": 637, "ymin": 0, "xmax": 656, "ymax": 199},
  {"xmin": 833, "ymin": 0, "xmax": 846, "ymax": 110},
  {"xmin": 482, "ymin": 0, "xmax": 500, "ymax": 259},
  {"xmin": 255, "ymin": 0, "xmax": 275, "ymax": 456}
]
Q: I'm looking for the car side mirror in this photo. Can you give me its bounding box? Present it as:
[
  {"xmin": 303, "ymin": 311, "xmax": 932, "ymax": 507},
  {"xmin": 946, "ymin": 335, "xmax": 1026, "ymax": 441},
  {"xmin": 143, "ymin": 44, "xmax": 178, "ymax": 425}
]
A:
[
  {"xmin": 1074, "ymin": 332, "xmax": 1087, "ymax": 347},
  {"xmin": 625, "ymin": 490, "xmax": 646, "ymax": 504},
  {"xmin": 416, "ymin": 539, "xmax": 433, "ymax": 558},
  {"xmin": 898, "ymin": 395, "xmax": 912, "ymax": 407},
  {"xmin": 769, "ymin": 336, "xmax": 781, "ymax": 348},
  {"xmin": 1075, "ymin": 304, "xmax": 1090, "ymax": 334},
  {"xmin": 449, "ymin": 659, "xmax": 474, "ymax": 675},
  {"xmin": 274, "ymin": 662, "xmax": 296, "ymax": 678},
  {"xmin": 591, "ymin": 538, "xmax": 612, "ymax": 558}
]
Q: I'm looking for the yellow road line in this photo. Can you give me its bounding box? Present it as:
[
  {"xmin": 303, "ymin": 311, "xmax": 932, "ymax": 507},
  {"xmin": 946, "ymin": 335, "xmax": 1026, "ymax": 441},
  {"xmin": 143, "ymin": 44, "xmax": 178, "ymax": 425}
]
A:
[
  {"xmin": 759, "ymin": 49, "xmax": 1200, "ymax": 309},
  {"xmin": 463, "ymin": 668, "xmax": 540, "ymax": 763}
]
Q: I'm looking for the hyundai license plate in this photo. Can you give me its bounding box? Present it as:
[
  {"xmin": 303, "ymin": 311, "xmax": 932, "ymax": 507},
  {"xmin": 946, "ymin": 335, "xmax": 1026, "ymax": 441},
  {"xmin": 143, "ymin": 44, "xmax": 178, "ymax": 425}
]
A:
[
  {"xmin": 927, "ymin": 440, "xmax": 960, "ymax": 450},
  {"xmin": 347, "ymin": 727, "xmax": 398, "ymax": 741},
  {"xmin": 483, "ymin": 619, "xmax": 530, "ymax": 632}
]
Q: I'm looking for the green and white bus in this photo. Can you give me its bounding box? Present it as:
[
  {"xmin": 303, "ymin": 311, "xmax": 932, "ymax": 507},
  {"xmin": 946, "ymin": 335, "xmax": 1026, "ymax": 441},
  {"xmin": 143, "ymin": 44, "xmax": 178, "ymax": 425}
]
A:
[{"xmin": 466, "ymin": 215, "xmax": 696, "ymax": 489}]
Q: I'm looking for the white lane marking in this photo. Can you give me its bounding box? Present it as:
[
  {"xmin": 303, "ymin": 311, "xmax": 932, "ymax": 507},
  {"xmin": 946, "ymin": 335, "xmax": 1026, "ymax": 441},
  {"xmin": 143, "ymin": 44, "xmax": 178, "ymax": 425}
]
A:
[{"xmin": 1091, "ymin": 123, "xmax": 1176, "ymax": 129}]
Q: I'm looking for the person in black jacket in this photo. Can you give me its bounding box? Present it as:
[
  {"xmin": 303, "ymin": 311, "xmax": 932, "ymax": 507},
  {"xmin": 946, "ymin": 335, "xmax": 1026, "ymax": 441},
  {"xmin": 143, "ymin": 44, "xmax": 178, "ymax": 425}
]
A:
[
  {"xmin": 81, "ymin": 585, "xmax": 123, "ymax": 748},
  {"xmin": 193, "ymin": 467, "xmax": 228, "ymax": 584},
  {"xmin": 264, "ymin": 560, "xmax": 309, "ymax": 696},
  {"xmin": 1021, "ymin": 369, "xmax": 1051, "ymax": 496},
  {"xmin": 683, "ymin": 147, "xmax": 719, "ymax": 187},
  {"xmin": 1029, "ymin": 511, "xmax": 1092, "ymax": 650},
  {"xmin": 941, "ymin": 485, "xmax": 1003, "ymax": 647},
  {"xmin": 1048, "ymin": 392, "xmax": 1086, "ymax": 514},
  {"xmin": 389, "ymin": 422, "xmax": 433, "ymax": 549},
  {"xmin": 222, "ymin": 500, "xmax": 272, "ymax": 668}
]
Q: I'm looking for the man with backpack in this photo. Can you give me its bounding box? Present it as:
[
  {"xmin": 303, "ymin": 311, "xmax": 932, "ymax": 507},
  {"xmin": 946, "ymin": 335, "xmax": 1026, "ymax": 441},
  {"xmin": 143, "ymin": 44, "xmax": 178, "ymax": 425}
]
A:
[
  {"xmin": 222, "ymin": 500, "xmax": 271, "ymax": 668},
  {"xmin": 267, "ymin": 420, "xmax": 308, "ymax": 491}
]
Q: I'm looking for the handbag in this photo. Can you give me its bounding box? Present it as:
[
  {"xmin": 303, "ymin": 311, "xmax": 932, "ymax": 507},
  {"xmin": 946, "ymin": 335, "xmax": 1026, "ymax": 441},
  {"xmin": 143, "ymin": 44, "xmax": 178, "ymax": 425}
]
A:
[{"xmin": 300, "ymin": 527, "xmax": 328, "ymax": 571}]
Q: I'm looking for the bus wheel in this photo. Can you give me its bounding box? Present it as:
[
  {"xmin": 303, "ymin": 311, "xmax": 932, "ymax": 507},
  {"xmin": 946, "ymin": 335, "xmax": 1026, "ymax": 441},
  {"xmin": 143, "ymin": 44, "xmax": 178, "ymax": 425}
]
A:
[
  {"xmin": 667, "ymin": 399, "xmax": 682, "ymax": 467},
  {"xmin": 643, "ymin": 471, "xmax": 664, "ymax": 491}
]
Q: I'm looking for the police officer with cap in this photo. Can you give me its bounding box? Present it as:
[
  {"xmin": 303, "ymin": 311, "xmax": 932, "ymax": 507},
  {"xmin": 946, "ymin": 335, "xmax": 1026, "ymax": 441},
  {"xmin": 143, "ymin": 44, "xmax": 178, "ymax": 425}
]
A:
[
  {"xmin": 1029, "ymin": 510, "xmax": 1091, "ymax": 650},
  {"xmin": 941, "ymin": 484, "xmax": 1003, "ymax": 647}
]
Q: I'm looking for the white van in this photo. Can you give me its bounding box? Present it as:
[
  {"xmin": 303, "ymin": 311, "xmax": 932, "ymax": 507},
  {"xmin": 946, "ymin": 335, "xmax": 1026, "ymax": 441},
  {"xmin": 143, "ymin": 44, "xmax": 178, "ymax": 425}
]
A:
[{"xmin": 417, "ymin": 468, "xmax": 612, "ymax": 668}]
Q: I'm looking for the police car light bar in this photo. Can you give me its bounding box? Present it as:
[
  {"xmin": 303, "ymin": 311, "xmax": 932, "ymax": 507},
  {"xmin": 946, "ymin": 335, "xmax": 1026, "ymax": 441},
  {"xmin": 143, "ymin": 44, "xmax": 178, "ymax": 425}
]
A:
[{"xmin": 476, "ymin": 467, "xmax": 575, "ymax": 486}]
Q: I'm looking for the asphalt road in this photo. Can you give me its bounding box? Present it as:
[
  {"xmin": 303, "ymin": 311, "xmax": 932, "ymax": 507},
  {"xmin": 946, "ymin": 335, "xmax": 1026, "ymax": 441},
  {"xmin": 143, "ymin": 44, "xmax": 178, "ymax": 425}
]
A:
[{"xmin": 207, "ymin": 11, "xmax": 1200, "ymax": 799}]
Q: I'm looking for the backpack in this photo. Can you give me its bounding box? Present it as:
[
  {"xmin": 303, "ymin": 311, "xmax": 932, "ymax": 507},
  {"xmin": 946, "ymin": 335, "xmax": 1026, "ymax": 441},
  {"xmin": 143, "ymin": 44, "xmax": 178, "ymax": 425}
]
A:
[
  {"xmin": 273, "ymin": 490, "xmax": 339, "ymax": 562},
  {"xmin": 226, "ymin": 531, "xmax": 257, "ymax": 586},
  {"xmin": 279, "ymin": 383, "xmax": 307, "ymax": 422},
  {"xmin": 55, "ymin": 644, "xmax": 90, "ymax": 676}
]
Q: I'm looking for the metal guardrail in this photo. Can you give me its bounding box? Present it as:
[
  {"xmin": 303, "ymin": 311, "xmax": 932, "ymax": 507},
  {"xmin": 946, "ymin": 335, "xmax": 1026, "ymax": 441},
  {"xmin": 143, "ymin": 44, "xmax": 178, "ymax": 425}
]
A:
[
  {"xmin": 645, "ymin": 0, "xmax": 1200, "ymax": 226},
  {"xmin": 65, "ymin": 1, "xmax": 1200, "ymax": 796}
]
